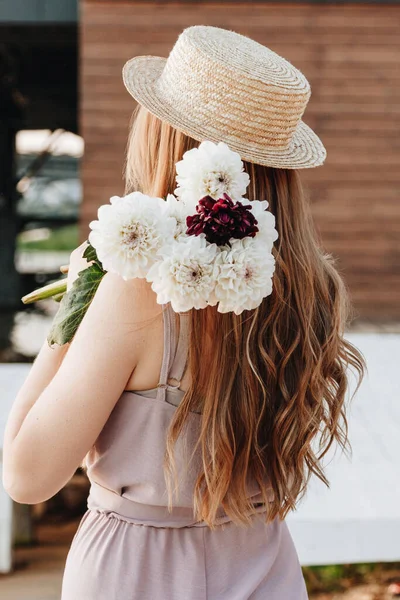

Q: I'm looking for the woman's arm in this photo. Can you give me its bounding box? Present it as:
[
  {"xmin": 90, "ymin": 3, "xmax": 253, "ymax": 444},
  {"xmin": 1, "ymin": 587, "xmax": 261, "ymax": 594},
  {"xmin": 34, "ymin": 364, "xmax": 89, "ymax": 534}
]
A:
[
  {"xmin": 2, "ymin": 270, "xmax": 161, "ymax": 505},
  {"xmin": 2, "ymin": 341, "xmax": 69, "ymax": 470},
  {"xmin": 2, "ymin": 242, "xmax": 92, "ymax": 480}
]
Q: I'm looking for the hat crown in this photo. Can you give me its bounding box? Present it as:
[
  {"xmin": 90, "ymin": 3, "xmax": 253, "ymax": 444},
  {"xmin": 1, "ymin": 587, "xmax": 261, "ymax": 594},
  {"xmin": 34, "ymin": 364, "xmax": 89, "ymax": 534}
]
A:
[
  {"xmin": 181, "ymin": 26, "xmax": 310, "ymax": 93},
  {"xmin": 157, "ymin": 25, "xmax": 312, "ymax": 150}
]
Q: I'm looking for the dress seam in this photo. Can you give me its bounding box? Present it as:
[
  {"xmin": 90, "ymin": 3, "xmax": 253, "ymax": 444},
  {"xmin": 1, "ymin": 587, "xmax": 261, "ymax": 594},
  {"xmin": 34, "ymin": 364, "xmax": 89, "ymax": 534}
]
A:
[{"xmin": 89, "ymin": 507, "xmax": 210, "ymax": 530}]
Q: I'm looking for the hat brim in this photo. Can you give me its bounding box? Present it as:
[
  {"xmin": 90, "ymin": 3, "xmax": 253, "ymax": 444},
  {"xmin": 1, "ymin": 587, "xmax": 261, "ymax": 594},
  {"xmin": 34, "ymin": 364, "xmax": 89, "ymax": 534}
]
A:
[{"xmin": 122, "ymin": 56, "xmax": 327, "ymax": 170}]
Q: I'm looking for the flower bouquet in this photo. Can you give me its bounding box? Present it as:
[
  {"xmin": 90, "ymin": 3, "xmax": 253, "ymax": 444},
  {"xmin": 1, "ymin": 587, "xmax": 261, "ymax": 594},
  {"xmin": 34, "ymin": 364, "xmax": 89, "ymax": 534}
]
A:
[{"xmin": 22, "ymin": 141, "xmax": 278, "ymax": 346}]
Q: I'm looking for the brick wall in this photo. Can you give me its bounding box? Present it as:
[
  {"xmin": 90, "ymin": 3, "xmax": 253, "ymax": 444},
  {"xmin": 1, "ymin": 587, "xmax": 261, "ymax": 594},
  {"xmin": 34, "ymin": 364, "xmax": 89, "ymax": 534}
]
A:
[{"xmin": 80, "ymin": 1, "xmax": 400, "ymax": 321}]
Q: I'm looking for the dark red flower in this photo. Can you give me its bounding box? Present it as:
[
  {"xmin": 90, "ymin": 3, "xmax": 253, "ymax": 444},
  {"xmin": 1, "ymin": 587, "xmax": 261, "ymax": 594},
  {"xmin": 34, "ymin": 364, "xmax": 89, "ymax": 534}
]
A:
[{"xmin": 186, "ymin": 193, "xmax": 259, "ymax": 246}]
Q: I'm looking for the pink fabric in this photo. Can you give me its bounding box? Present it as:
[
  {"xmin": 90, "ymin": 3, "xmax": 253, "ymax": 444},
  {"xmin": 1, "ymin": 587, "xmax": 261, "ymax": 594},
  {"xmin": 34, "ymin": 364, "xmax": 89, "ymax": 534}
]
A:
[{"xmin": 61, "ymin": 303, "xmax": 308, "ymax": 599}]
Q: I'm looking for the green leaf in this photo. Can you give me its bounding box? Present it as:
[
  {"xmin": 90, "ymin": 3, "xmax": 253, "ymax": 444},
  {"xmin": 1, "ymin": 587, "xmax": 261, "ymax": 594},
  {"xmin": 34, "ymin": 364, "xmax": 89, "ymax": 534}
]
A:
[
  {"xmin": 47, "ymin": 262, "xmax": 106, "ymax": 346},
  {"xmin": 83, "ymin": 242, "xmax": 102, "ymax": 267}
]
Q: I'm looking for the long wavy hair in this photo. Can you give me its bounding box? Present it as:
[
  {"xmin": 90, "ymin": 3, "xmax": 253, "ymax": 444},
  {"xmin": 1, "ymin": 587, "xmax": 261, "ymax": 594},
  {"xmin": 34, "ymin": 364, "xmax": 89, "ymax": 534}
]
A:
[{"xmin": 123, "ymin": 105, "xmax": 366, "ymax": 529}]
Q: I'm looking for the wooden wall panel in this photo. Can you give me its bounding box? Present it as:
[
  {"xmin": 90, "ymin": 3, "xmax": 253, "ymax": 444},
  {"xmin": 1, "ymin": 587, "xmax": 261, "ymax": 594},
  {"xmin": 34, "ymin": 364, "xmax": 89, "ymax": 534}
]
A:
[{"xmin": 80, "ymin": 1, "xmax": 400, "ymax": 321}]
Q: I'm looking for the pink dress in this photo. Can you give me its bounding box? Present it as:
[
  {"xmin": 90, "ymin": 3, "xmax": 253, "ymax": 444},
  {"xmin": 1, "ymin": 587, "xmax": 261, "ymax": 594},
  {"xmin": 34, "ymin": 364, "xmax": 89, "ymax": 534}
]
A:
[{"xmin": 61, "ymin": 302, "xmax": 308, "ymax": 599}]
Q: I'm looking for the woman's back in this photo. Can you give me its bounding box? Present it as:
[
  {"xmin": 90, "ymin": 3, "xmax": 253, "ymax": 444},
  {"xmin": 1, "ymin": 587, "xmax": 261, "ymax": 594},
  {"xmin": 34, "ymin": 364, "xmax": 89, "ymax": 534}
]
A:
[
  {"xmin": 123, "ymin": 287, "xmax": 192, "ymax": 395},
  {"xmin": 61, "ymin": 302, "xmax": 308, "ymax": 599}
]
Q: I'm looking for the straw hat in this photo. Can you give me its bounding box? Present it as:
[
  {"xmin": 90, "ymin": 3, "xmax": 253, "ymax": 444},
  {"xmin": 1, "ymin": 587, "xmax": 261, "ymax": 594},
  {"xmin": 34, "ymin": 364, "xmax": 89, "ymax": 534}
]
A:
[{"xmin": 122, "ymin": 25, "xmax": 326, "ymax": 169}]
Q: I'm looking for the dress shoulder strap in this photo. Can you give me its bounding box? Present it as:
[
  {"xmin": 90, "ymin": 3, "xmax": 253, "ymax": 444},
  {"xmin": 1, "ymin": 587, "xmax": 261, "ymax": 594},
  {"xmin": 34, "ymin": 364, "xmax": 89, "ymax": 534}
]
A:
[
  {"xmin": 169, "ymin": 310, "xmax": 190, "ymax": 384},
  {"xmin": 156, "ymin": 303, "xmax": 190, "ymax": 402}
]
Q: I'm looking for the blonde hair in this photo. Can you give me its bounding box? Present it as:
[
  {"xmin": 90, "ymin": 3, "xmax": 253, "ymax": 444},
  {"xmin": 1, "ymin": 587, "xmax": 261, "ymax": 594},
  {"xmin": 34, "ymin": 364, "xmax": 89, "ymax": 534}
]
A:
[{"xmin": 123, "ymin": 105, "xmax": 366, "ymax": 529}]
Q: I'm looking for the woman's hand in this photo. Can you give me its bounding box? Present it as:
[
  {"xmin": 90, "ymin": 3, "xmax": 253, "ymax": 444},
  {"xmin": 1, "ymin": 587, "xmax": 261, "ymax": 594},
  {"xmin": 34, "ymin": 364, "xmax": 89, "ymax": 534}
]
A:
[{"xmin": 66, "ymin": 241, "xmax": 93, "ymax": 292}]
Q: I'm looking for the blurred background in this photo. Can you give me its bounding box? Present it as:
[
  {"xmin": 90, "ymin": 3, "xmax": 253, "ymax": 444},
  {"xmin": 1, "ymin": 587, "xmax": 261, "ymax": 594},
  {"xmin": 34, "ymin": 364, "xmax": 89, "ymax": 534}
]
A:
[{"xmin": 0, "ymin": 1, "xmax": 399, "ymax": 598}]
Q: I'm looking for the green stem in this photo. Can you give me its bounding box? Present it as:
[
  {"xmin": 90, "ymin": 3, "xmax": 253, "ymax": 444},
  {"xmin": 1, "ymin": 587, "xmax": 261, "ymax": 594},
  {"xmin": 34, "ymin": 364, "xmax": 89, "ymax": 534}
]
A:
[
  {"xmin": 21, "ymin": 279, "xmax": 68, "ymax": 305},
  {"xmin": 53, "ymin": 292, "xmax": 66, "ymax": 303}
]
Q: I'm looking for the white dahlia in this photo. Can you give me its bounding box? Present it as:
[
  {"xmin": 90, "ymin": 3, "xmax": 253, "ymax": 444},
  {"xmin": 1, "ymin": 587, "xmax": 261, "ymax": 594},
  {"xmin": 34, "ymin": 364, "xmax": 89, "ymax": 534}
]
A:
[
  {"xmin": 164, "ymin": 193, "xmax": 191, "ymax": 241},
  {"xmin": 146, "ymin": 235, "xmax": 218, "ymax": 312},
  {"xmin": 88, "ymin": 192, "xmax": 176, "ymax": 280},
  {"xmin": 174, "ymin": 141, "xmax": 250, "ymax": 208},
  {"xmin": 248, "ymin": 200, "xmax": 279, "ymax": 250},
  {"xmin": 214, "ymin": 237, "xmax": 276, "ymax": 315}
]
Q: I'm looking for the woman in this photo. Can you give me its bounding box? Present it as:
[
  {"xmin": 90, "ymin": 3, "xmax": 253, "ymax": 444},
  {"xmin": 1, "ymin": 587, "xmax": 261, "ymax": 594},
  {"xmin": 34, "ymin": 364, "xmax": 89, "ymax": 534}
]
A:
[{"xmin": 3, "ymin": 26, "xmax": 365, "ymax": 599}]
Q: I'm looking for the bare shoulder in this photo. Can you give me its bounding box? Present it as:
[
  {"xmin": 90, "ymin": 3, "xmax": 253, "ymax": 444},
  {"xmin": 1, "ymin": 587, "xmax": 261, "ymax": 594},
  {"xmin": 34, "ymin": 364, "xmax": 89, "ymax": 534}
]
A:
[
  {"xmin": 90, "ymin": 272, "xmax": 164, "ymax": 379},
  {"xmin": 92, "ymin": 271, "xmax": 162, "ymax": 322}
]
